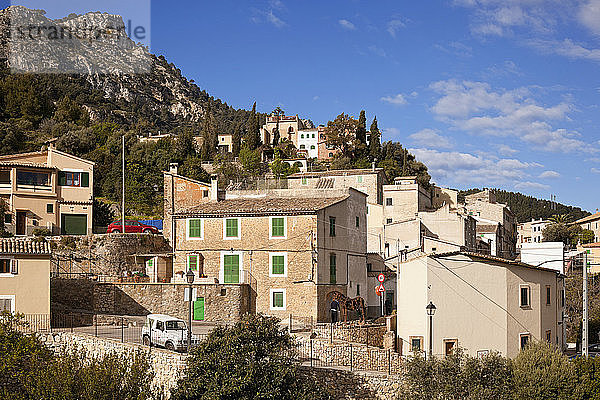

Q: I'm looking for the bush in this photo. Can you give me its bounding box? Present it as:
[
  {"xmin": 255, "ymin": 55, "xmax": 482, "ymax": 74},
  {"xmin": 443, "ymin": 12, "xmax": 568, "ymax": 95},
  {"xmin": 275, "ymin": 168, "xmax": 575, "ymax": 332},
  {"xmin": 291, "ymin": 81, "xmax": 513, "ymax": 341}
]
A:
[
  {"xmin": 32, "ymin": 228, "xmax": 51, "ymax": 237},
  {"xmin": 171, "ymin": 314, "xmax": 329, "ymax": 400}
]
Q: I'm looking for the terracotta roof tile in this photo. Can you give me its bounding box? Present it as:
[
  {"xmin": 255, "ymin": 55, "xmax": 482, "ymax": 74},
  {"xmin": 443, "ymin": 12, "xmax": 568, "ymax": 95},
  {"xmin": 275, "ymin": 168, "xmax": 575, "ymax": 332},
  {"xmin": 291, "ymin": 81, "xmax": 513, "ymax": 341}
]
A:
[
  {"xmin": 0, "ymin": 238, "xmax": 51, "ymax": 255},
  {"xmin": 575, "ymin": 212, "xmax": 600, "ymax": 224},
  {"xmin": 176, "ymin": 196, "xmax": 348, "ymax": 216}
]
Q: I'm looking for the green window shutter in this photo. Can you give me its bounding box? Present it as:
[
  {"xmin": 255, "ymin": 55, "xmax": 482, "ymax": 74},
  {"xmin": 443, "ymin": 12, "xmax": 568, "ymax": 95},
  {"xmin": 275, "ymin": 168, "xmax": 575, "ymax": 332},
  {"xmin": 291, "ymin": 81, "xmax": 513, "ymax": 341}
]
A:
[
  {"xmin": 58, "ymin": 171, "xmax": 66, "ymax": 186},
  {"xmin": 224, "ymin": 255, "xmax": 239, "ymax": 283},
  {"xmin": 188, "ymin": 219, "xmax": 202, "ymax": 238},
  {"xmin": 329, "ymin": 217, "xmax": 336, "ymax": 237},
  {"xmin": 226, "ymin": 218, "xmax": 238, "ymax": 237},
  {"xmin": 329, "ymin": 253, "xmax": 336, "ymax": 284},
  {"xmin": 273, "ymin": 292, "xmax": 284, "ymax": 308},
  {"xmin": 193, "ymin": 297, "xmax": 204, "ymax": 321},
  {"xmin": 272, "ymin": 255, "xmax": 285, "ymax": 275},
  {"xmin": 188, "ymin": 255, "xmax": 198, "ymax": 271},
  {"xmin": 81, "ymin": 172, "xmax": 89, "ymax": 187},
  {"xmin": 272, "ymin": 217, "xmax": 285, "ymax": 237}
]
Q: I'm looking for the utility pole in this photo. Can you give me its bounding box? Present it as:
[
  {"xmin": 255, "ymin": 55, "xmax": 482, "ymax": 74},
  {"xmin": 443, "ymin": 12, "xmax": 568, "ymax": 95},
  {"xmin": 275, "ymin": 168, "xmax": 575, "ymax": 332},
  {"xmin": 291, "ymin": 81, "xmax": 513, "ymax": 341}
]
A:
[
  {"xmin": 583, "ymin": 251, "xmax": 589, "ymax": 357},
  {"xmin": 122, "ymin": 135, "xmax": 125, "ymax": 234}
]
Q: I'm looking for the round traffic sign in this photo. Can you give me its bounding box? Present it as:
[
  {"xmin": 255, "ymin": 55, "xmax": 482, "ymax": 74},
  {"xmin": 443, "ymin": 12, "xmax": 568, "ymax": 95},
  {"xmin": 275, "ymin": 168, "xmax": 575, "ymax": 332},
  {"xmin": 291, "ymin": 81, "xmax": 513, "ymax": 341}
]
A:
[{"xmin": 377, "ymin": 273, "xmax": 385, "ymax": 283}]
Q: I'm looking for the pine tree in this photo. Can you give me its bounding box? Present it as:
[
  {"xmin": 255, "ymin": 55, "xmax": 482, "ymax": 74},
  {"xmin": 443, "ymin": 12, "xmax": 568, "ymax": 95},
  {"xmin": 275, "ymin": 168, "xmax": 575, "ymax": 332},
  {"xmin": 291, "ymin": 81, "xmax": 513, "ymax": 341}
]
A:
[
  {"xmin": 200, "ymin": 107, "xmax": 217, "ymax": 160},
  {"xmin": 369, "ymin": 116, "xmax": 381, "ymax": 160},
  {"xmin": 245, "ymin": 102, "xmax": 261, "ymax": 150},
  {"xmin": 356, "ymin": 110, "xmax": 367, "ymax": 144}
]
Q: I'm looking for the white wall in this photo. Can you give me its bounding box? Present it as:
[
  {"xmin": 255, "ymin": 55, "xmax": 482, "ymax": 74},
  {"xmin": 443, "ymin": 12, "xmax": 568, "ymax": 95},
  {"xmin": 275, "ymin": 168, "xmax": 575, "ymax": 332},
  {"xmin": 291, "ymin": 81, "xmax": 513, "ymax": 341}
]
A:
[{"xmin": 520, "ymin": 242, "xmax": 564, "ymax": 274}]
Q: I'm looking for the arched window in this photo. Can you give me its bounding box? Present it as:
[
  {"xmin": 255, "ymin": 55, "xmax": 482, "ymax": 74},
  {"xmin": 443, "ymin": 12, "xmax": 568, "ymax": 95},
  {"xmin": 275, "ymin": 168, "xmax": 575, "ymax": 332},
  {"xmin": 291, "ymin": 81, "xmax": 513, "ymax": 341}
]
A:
[
  {"xmin": 312, "ymin": 133, "xmax": 315, "ymax": 138},
  {"xmin": 301, "ymin": 134, "xmax": 304, "ymax": 139},
  {"xmin": 310, "ymin": 145, "xmax": 315, "ymax": 150}
]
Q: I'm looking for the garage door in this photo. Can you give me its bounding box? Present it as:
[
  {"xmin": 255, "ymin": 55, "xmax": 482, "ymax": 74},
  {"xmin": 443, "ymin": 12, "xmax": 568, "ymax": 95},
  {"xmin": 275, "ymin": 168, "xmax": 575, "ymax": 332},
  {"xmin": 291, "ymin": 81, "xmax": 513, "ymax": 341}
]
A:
[{"xmin": 61, "ymin": 214, "xmax": 87, "ymax": 235}]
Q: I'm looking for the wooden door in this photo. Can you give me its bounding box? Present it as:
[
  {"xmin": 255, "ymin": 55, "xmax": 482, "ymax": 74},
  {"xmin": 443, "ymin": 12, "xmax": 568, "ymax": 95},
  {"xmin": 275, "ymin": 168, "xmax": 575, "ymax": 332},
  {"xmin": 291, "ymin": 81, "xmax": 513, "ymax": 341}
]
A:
[{"xmin": 16, "ymin": 211, "xmax": 26, "ymax": 236}]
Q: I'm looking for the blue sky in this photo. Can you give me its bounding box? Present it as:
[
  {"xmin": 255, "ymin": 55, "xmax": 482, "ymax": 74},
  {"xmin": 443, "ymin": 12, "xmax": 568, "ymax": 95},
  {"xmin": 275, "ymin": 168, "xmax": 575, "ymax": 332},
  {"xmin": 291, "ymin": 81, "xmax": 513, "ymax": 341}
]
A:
[{"xmin": 10, "ymin": 0, "xmax": 600, "ymax": 212}]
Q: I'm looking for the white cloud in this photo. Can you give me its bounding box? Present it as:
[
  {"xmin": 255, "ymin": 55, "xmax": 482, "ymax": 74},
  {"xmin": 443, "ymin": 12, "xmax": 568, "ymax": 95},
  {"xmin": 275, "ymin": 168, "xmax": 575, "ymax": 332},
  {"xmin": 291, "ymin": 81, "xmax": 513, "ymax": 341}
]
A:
[
  {"xmin": 384, "ymin": 127, "xmax": 400, "ymax": 137},
  {"xmin": 312, "ymin": 95, "xmax": 319, "ymax": 101},
  {"xmin": 380, "ymin": 93, "xmax": 407, "ymax": 106},
  {"xmin": 592, "ymin": 167, "xmax": 600, "ymax": 174},
  {"xmin": 338, "ymin": 19, "xmax": 356, "ymax": 30},
  {"xmin": 587, "ymin": 157, "xmax": 600, "ymax": 162},
  {"xmin": 539, "ymin": 170, "xmax": 560, "ymax": 178},
  {"xmin": 496, "ymin": 144, "xmax": 519, "ymax": 156},
  {"xmin": 408, "ymin": 147, "xmax": 537, "ymax": 186},
  {"xmin": 387, "ymin": 19, "xmax": 405, "ymax": 38},
  {"xmin": 435, "ymin": 41, "xmax": 473, "ymax": 57},
  {"xmin": 367, "ymin": 45, "xmax": 387, "ymax": 57},
  {"xmin": 578, "ymin": 0, "xmax": 600, "ymax": 36},
  {"xmin": 429, "ymin": 79, "xmax": 597, "ymax": 153},
  {"xmin": 408, "ymin": 129, "xmax": 453, "ymax": 149},
  {"xmin": 266, "ymin": 11, "xmax": 286, "ymax": 28},
  {"xmin": 526, "ymin": 38, "xmax": 600, "ymax": 63},
  {"xmin": 251, "ymin": 9, "xmax": 287, "ymax": 28},
  {"xmin": 514, "ymin": 181, "xmax": 551, "ymax": 190}
]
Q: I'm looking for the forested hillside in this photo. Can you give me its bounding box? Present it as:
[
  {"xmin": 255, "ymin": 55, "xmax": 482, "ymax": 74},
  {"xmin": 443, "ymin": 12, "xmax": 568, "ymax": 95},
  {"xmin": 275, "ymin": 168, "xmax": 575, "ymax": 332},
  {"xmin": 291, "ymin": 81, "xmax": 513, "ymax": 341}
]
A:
[{"xmin": 458, "ymin": 188, "xmax": 590, "ymax": 223}]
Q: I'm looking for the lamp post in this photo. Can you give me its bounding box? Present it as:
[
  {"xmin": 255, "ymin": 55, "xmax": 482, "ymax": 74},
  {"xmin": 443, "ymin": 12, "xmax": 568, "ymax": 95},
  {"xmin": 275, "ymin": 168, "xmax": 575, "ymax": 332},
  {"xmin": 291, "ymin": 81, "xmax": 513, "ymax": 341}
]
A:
[
  {"xmin": 186, "ymin": 269, "xmax": 195, "ymax": 352},
  {"xmin": 426, "ymin": 301, "xmax": 436, "ymax": 358}
]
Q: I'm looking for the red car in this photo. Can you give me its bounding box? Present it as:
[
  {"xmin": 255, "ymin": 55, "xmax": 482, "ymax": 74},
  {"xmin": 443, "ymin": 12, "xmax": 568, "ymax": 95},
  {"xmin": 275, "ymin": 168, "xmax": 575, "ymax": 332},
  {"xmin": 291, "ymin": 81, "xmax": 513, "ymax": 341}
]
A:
[{"xmin": 106, "ymin": 220, "xmax": 159, "ymax": 234}]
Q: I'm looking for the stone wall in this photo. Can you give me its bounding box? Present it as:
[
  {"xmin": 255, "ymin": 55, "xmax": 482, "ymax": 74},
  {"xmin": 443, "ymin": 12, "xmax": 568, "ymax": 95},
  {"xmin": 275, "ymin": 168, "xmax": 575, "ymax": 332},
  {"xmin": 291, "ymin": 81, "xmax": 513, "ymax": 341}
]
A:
[
  {"xmin": 38, "ymin": 332, "xmax": 185, "ymax": 398},
  {"xmin": 52, "ymin": 278, "xmax": 252, "ymax": 323},
  {"xmin": 38, "ymin": 332, "xmax": 403, "ymax": 400},
  {"xmin": 313, "ymin": 323, "xmax": 387, "ymax": 348}
]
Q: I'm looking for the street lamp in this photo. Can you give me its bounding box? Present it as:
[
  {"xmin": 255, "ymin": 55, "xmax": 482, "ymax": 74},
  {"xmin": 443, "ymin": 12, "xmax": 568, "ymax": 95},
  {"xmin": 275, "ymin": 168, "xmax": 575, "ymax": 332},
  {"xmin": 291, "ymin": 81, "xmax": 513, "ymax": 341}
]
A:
[
  {"xmin": 426, "ymin": 301, "xmax": 436, "ymax": 358},
  {"xmin": 186, "ymin": 269, "xmax": 195, "ymax": 352}
]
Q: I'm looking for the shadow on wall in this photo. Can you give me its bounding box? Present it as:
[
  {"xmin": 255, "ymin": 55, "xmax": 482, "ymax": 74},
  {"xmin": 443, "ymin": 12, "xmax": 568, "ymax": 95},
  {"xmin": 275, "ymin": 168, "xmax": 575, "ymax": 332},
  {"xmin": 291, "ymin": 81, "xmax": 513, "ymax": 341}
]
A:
[{"xmin": 299, "ymin": 366, "xmax": 382, "ymax": 399}]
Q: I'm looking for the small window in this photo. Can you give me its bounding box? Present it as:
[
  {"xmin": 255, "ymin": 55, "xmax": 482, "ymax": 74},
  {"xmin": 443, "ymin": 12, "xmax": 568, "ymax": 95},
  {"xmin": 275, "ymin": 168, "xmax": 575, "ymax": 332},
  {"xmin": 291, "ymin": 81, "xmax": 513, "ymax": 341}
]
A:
[
  {"xmin": 329, "ymin": 253, "xmax": 336, "ymax": 284},
  {"xmin": 0, "ymin": 296, "xmax": 14, "ymax": 313},
  {"xmin": 444, "ymin": 339, "xmax": 457, "ymax": 356},
  {"xmin": 4, "ymin": 214, "xmax": 11, "ymax": 224},
  {"xmin": 312, "ymin": 133, "xmax": 315, "ymax": 138},
  {"xmin": 386, "ymin": 198, "xmax": 393, "ymax": 206},
  {"xmin": 431, "ymin": 247, "xmax": 437, "ymax": 252},
  {"xmin": 300, "ymin": 144, "xmax": 305, "ymax": 149},
  {"xmin": 301, "ymin": 134, "xmax": 304, "ymax": 139},
  {"xmin": 357, "ymin": 176, "xmax": 363, "ymax": 183},
  {"xmin": 301, "ymin": 177, "xmax": 307, "ymax": 185},
  {"xmin": 329, "ymin": 153, "xmax": 333, "ymax": 157},
  {"xmin": 187, "ymin": 254, "xmax": 199, "ymax": 271},
  {"xmin": 310, "ymin": 145, "xmax": 315, "ymax": 150},
  {"xmin": 386, "ymin": 218, "xmax": 392, "ymax": 224},
  {"xmin": 355, "ymin": 216, "xmax": 360, "ymax": 228},
  {"xmin": 410, "ymin": 337, "xmax": 423, "ymax": 352},
  {"xmin": 0, "ymin": 259, "xmax": 10, "ymax": 274},
  {"xmin": 546, "ymin": 330, "xmax": 551, "ymax": 343},
  {"xmin": 520, "ymin": 286, "xmax": 531, "ymax": 308},
  {"xmin": 202, "ymin": 190, "xmax": 209, "ymax": 198},
  {"xmin": 46, "ymin": 203, "xmax": 54, "ymax": 214},
  {"xmin": 271, "ymin": 217, "xmax": 286, "ymax": 238},
  {"xmin": 329, "ymin": 217, "xmax": 336, "ymax": 237},
  {"xmin": 270, "ymin": 289, "xmax": 285, "ymax": 310},
  {"xmin": 0, "ymin": 170, "xmax": 9, "ymax": 184},
  {"xmin": 356, "ymin": 284, "xmax": 360, "ymax": 296},
  {"xmin": 224, "ymin": 218, "xmax": 239, "ymax": 239},
  {"xmin": 220, "ymin": 288, "xmax": 227, "ymax": 296},
  {"xmin": 520, "ymin": 333, "xmax": 530, "ymax": 349},
  {"xmin": 546, "ymin": 286, "xmax": 551, "ymax": 306},
  {"xmin": 187, "ymin": 219, "xmax": 203, "ymax": 239}
]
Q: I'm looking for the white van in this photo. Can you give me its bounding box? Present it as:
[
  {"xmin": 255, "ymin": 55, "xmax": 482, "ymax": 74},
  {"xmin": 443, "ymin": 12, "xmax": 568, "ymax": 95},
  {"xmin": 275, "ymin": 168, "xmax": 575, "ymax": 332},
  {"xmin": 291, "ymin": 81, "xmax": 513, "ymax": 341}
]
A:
[{"xmin": 141, "ymin": 314, "xmax": 201, "ymax": 352}]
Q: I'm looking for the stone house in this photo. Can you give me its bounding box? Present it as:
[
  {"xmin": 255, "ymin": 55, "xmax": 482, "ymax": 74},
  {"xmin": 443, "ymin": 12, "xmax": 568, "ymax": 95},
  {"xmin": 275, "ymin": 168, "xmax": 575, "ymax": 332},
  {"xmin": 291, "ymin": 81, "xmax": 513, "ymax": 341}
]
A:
[
  {"xmin": 464, "ymin": 190, "xmax": 517, "ymax": 259},
  {"xmin": 397, "ymin": 251, "xmax": 565, "ymax": 358},
  {"xmin": 0, "ymin": 238, "xmax": 51, "ymax": 316},
  {"xmin": 517, "ymin": 218, "xmax": 550, "ymax": 249},
  {"xmin": 0, "ymin": 144, "xmax": 94, "ymax": 235},
  {"xmin": 171, "ymin": 188, "xmax": 368, "ymax": 322},
  {"xmin": 573, "ymin": 212, "xmax": 600, "ymax": 243}
]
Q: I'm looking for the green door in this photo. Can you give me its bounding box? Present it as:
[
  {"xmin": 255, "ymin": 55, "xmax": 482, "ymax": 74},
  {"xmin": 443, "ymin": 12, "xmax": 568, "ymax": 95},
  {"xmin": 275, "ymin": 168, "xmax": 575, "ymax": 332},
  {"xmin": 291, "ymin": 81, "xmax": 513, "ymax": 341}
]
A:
[
  {"xmin": 61, "ymin": 214, "xmax": 87, "ymax": 235},
  {"xmin": 193, "ymin": 297, "xmax": 204, "ymax": 321}
]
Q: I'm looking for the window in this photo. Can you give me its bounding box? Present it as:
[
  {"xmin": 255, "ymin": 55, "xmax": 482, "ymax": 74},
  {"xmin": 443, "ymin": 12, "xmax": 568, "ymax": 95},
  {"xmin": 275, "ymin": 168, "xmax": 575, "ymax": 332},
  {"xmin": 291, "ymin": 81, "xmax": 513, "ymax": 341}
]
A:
[
  {"xmin": 4, "ymin": 214, "xmax": 11, "ymax": 224},
  {"xmin": 202, "ymin": 190, "xmax": 209, "ymax": 198},
  {"xmin": 329, "ymin": 153, "xmax": 333, "ymax": 157},
  {"xmin": 329, "ymin": 217, "xmax": 336, "ymax": 237},
  {"xmin": 300, "ymin": 144, "xmax": 305, "ymax": 149},
  {"xmin": 356, "ymin": 284, "xmax": 360, "ymax": 296},
  {"xmin": 410, "ymin": 336, "xmax": 423, "ymax": 352},
  {"xmin": 357, "ymin": 176, "xmax": 363, "ymax": 183},
  {"xmin": 0, "ymin": 296, "xmax": 14, "ymax": 313},
  {"xmin": 269, "ymin": 252, "xmax": 287, "ymax": 277},
  {"xmin": 0, "ymin": 170, "xmax": 9, "ymax": 184},
  {"xmin": 312, "ymin": 133, "xmax": 315, "ymax": 138},
  {"xmin": 386, "ymin": 218, "xmax": 392, "ymax": 224},
  {"xmin": 270, "ymin": 289, "xmax": 286, "ymax": 310},
  {"xmin": 355, "ymin": 216, "xmax": 360, "ymax": 228},
  {"xmin": 46, "ymin": 203, "xmax": 53, "ymax": 214},
  {"xmin": 546, "ymin": 330, "xmax": 552, "ymax": 343},
  {"xmin": 58, "ymin": 171, "xmax": 90, "ymax": 187},
  {"xmin": 386, "ymin": 198, "xmax": 393, "ymax": 206},
  {"xmin": 187, "ymin": 219, "xmax": 203, "ymax": 239},
  {"xmin": 310, "ymin": 145, "xmax": 315, "ymax": 150},
  {"xmin": 520, "ymin": 285, "xmax": 531, "ymax": 308},
  {"xmin": 477, "ymin": 350, "xmax": 490, "ymax": 358},
  {"xmin": 329, "ymin": 253, "xmax": 336, "ymax": 284},
  {"xmin": 301, "ymin": 177, "xmax": 307, "ymax": 185},
  {"xmin": 224, "ymin": 218, "xmax": 239, "ymax": 239},
  {"xmin": 270, "ymin": 217, "xmax": 286, "ymax": 238},
  {"xmin": 367, "ymin": 263, "xmax": 372, "ymax": 272},
  {"xmin": 520, "ymin": 333, "xmax": 530, "ymax": 349},
  {"xmin": 0, "ymin": 259, "xmax": 9, "ymax": 274},
  {"xmin": 17, "ymin": 170, "xmax": 50, "ymax": 187},
  {"xmin": 223, "ymin": 254, "xmax": 240, "ymax": 283},
  {"xmin": 444, "ymin": 339, "xmax": 458, "ymax": 356},
  {"xmin": 187, "ymin": 254, "xmax": 200, "ymax": 271},
  {"xmin": 301, "ymin": 134, "xmax": 304, "ymax": 139},
  {"xmin": 546, "ymin": 285, "xmax": 551, "ymax": 306}
]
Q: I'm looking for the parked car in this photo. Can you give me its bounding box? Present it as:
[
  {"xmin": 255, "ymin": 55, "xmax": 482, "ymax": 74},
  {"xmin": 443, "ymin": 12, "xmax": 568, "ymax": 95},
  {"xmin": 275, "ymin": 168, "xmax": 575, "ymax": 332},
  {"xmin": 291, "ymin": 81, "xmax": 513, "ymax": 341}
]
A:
[
  {"xmin": 141, "ymin": 314, "xmax": 201, "ymax": 352},
  {"xmin": 106, "ymin": 220, "xmax": 159, "ymax": 234}
]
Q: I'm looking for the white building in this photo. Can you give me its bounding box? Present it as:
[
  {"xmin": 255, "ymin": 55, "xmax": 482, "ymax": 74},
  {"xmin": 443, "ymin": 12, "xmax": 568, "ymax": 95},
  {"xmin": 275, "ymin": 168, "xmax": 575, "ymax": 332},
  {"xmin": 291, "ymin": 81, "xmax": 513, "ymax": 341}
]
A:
[
  {"xmin": 297, "ymin": 129, "xmax": 319, "ymax": 158},
  {"xmin": 520, "ymin": 242, "xmax": 565, "ymax": 274}
]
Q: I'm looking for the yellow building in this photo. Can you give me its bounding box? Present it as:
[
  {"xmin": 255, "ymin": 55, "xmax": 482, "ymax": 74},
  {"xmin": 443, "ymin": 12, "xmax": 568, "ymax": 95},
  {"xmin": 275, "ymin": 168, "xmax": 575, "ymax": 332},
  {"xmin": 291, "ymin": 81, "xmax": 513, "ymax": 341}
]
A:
[{"xmin": 0, "ymin": 145, "xmax": 94, "ymax": 235}]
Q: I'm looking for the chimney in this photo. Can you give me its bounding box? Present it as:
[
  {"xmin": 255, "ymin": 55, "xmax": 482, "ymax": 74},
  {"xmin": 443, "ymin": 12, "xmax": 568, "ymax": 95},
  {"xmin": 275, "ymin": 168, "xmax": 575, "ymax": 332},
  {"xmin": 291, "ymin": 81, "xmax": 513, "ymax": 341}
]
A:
[
  {"xmin": 169, "ymin": 163, "xmax": 178, "ymax": 175},
  {"xmin": 210, "ymin": 174, "xmax": 219, "ymax": 201},
  {"xmin": 372, "ymin": 162, "xmax": 376, "ymax": 172}
]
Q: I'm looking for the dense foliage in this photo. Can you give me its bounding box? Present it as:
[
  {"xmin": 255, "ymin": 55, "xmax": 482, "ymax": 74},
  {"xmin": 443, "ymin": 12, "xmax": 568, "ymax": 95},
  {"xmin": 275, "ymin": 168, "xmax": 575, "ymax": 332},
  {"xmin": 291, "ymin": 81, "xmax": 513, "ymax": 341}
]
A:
[
  {"xmin": 401, "ymin": 341, "xmax": 599, "ymax": 400},
  {"xmin": 459, "ymin": 189, "xmax": 590, "ymax": 223},
  {"xmin": 171, "ymin": 314, "xmax": 329, "ymax": 400},
  {"xmin": 0, "ymin": 313, "xmax": 155, "ymax": 399},
  {"xmin": 543, "ymin": 223, "xmax": 595, "ymax": 246}
]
